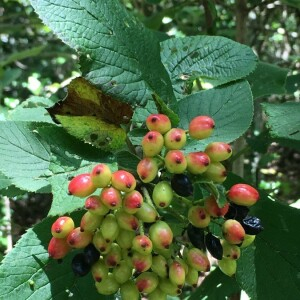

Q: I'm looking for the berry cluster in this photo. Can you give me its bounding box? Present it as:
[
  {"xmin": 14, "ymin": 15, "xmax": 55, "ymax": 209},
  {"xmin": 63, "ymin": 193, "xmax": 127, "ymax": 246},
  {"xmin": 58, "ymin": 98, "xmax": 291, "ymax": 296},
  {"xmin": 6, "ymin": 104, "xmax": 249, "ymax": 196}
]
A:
[{"xmin": 48, "ymin": 113, "xmax": 263, "ymax": 299}]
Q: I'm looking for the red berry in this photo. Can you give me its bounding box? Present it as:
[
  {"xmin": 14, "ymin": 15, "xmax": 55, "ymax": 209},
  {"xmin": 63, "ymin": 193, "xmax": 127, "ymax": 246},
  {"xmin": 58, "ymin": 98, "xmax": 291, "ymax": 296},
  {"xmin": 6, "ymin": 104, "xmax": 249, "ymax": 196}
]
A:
[
  {"xmin": 51, "ymin": 216, "xmax": 74, "ymax": 239},
  {"xmin": 188, "ymin": 206, "xmax": 211, "ymax": 228},
  {"xmin": 131, "ymin": 251, "xmax": 152, "ymax": 272},
  {"xmin": 115, "ymin": 210, "xmax": 139, "ymax": 232},
  {"xmin": 99, "ymin": 186, "xmax": 122, "ymax": 210},
  {"xmin": 227, "ymin": 184, "xmax": 259, "ymax": 207},
  {"xmin": 164, "ymin": 128, "xmax": 187, "ymax": 150},
  {"xmin": 111, "ymin": 170, "xmax": 136, "ymax": 193},
  {"xmin": 67, "ymin": 227, "xmax": 93, "ymax": 248},
  {"xmin": 68, "ymin": 173, "xmax": 96, "ymax": 198},
  {"xmin": 48, "ymin": 237, "xmax": 71, "ymax": 259},
  {"xmin": 186, "ymin": 151, "xmax": 210, "ymax": 174},
  {"xmin": 85, "ymin": 195, "xmax": 110, "ymax": 216},
  {"xmin": 142, "ymin": 131, "xmax": 164, "ymax": 157},
  {"xmin": 90, "ymin": 163, "xmax": 112, "ymax": 188},
  {"xmin": 164, "ymin": 150, "xmax": 187, "ymax": 174},
  {"xmin": 149, "ymin": 221, "xmax": 173, "ymax": 250},
  {"xmin": 205, "ymin": 142, "xmax": 232, "ymax": 162},
  {"xmin": 137, "ymin": 157, "xmax": 159, "ymax": 183},
  {"xmin": 146, "ymin": 114, "xmax": 172, "ymax": 134},
  {"xmin": 123, "ymin": 190, "xmax": 144, "ymax": 214},
  {"xmin": 222, "ymin": 219, "xmax": 245, "ymax": 244},
  {"xmin": 132, "ymin": 235, "xmax": 153, "ymax": 254},
  {"xmin": 188, "ymin": 116, "xmax": 215, "ymax": 140},
  {"xmin": 204, "ymin": 195, "xmax": 229, "ymax": 217},
  {"xmin": 136, "ymin": 272, "xmax": 159, "ymax": 294},
  {"xmin": 185, "ymin": 248, "xmax": 210, "ymax": 272}
]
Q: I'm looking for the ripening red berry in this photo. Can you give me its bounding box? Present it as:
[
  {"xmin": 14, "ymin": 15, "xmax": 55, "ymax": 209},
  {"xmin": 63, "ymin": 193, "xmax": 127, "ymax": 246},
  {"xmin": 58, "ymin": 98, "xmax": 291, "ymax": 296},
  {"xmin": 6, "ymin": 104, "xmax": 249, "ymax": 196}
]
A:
[
  {"xmin": 90, "ymin": 163, "xmax": 112, "ymax": 188},
  {"xmin": 111, "ymin": 170, "xmax": 136, "ymax": 193},
  {"xmin": 67, "ymin": 227, "xmax": 93, "ymax": 249},
  {"xmin": 142, "ymin": 131, "xmax": 164, "ymax": 157},
  {"xmin": 146, "ymin": 114, "xmax": 172, "ymax": 134},
  {"xmin": 99, "ymin": 186, "xmax": 122, "ymax": 210},
  {"xmin": 164, "ymin": 150, "xmax": 187, "ymax": 174},
  {"xmin": 136, "ymin": 272, "xmax": 159, "ymax": 294},
  {"xmin": 104, "ymin": 243, "xmax": 122, "ymax": 267},
  {"xmin": 80, "ymin": 211, "xmax": 103, "ymax": 232},
  {"xmin": 68, "ymin": 173, "xmax": 96, "ymax": 198},
  {"xmin": 186, "ymin": 151, "xmax": 210, "ymax": 174},
  {"xmin": 152, "ymin": 181, "xmax": 173, "ymax": 208},
  {"xmin": 188, "ymin": 116, "xmax": 215, "ymax": 140},
  {"xmin": 188, "ymin": 206, "xmax": 211, "ymax": 228},
  {"xmin": 205, "ymin": 142, "xmax": 232, "ymax": 162},
  {"xmin": 131, "ymin": 251, "xmax": 152, "ymax": 272},
  {"xmin": 204, "ymin": 195, "xmax": 229, "ymax": 217},
  {"xmin": 93, "ymin": 230, "xmax": 112, "ymax": 254},
  {"xmin": 149, "ymin": 221, "xmax": 173, "ymax": 250},
  {"xmin": 164, "ymin": 128, "xmax": 187, "ymax": 150},
  {"xmin": 51, "ymin": 216, "xmax": 75, "ymax": 238},
  {"xmin": 132, "ymin": 235, "xmax": 153, "ymax": 254},
  {"xmin": 137, "ymin": 157, "xmax": 159, "ymax": 183},
  {"xmin": 85, "ymin": 195, "xmax": 110, "ymax": 216},
  {"xmin": 185, "ymin": 248, "xmax": 210, "ymax": 272},
  {"xmin": 222, "ymin": 219, "xmax": 245, "ymax": 244},
  {"xmin": 123, "ymin": 190, "xmax": 144, "ymax": 214},
  {"xmin": 48, "ymin": 237, "xmax": 71, "ymax": 259},
  {"xmin": 203, "ymin": 162, "xmax": 227, "ymax": 183},
  {"xmin": 168, "ymin": 259, "xmax": 186, "ymax": 288},
  {"xmin": 227, "ymin": 184, "xmax": 259, "ymax": 207}
]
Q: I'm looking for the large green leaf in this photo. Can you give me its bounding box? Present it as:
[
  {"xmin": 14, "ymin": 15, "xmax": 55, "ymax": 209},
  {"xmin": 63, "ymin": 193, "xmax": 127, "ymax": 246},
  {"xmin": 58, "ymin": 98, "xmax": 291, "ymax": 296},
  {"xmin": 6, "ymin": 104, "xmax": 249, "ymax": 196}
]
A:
[
  {"xmin": 0, "ymin": 121, "xmax": 50, "ymax": 191},
  {"xmin": 280, "ymin": 0, "xmax": 300, "ymax": 8},
  {"xmin": 0, "ymin": 212, "xmax": 111, "ymax": 300},
  {"xmin": 30, "ymin": 0, "xmax": 176, "ymax": 108},
  {"xmin": 262, "ymin": 102, "xmax": 300, "ymax": 142},
  {"xmin": 161, "ymin": 36, "xmax": 257, "ymax": 99},
  {"xmin": 189, "ymin": 268, "xmax": 240, "ymax": 300},
  {"xmin": 178, "ymin": 81, "xmax": 253, "ymax": 152},
  {"xmin": 246, "ymin": 62, "xmax": 289, "ymax": 99}
]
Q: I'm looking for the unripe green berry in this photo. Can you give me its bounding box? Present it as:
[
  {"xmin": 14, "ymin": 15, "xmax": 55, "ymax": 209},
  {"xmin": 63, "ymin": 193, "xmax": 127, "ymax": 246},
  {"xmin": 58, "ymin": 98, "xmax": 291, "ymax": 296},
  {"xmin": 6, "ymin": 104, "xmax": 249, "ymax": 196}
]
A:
[
  {"xmin": 104, "ymin": 243, "xmax": 122, "ymax": 267},
  {"xmin": 80, "ymin": 211, "xmax": 103, "ymax": 232},
  {"xmin": 93, "ymin": 230, "xmax": 112, "ymax": 254},
  {"xmin": 185, "ymin": 266, "xmax": 199, "ymax": 287},
  {"xmin": 85, "ymin": 195, "xmax": 110, "ymax": 216},
  {"xmin": 48, "ymin": 237, "xmax": 71, "ymax": 260},
  {"xmin": 151, "ymin": 254, "xmax": 168, "ymax": 278},
  {"xmin": 51, "ymin": 216, "xmax": 74, "ymax": 239},
  {"xmin": 111, "ymin": 170, "xmax": 136, "ymax": 193},
  {"xmin": 149, "ymin": 221, "xmax": 173, "ymax": 250},
  {"xmin": 135, "ymin": 202, "xmax": 158, "ymax": 223},
  {"xmin": 186, "ymin": 151, "xmax": 210, "ymax": 174},
  {"xmin": 146, "ymin": 114, "xmax": 171, "ymax": 134},
  {"xmin": 203, "ymin": 161, "xmax": 227, "ymax": 183},
  {"xmin": 159, "ymin": 278, "xmax": 182, "ymax": 296},
  {"xmin": 68, "ymin": 173, "xmax": 96, "ymax": 198},
  {"xmin": 152, "ymin": 181, "xmax": 173, "ymax": 208},
  {"xmin": 188, "ymin": 206, "xmax": 211, "ymax": 228},
  {"xmin": 91, "ymin": 259, "xmax": 108, "ymax": 282},
  {"xmin": 137, "ymin": 157, "xmax": 159, "ymax": 183},
  {"xmin": 164, "ymin": 150, "xmax": 187, "ymax": 174},
  {"xmin": 148, "ymin": 287, "xmax": 167, "ymax": 300},
  {"xmin": 168, "ymin": 259, "xmax": 186, "ymax": 288},
  {"xmin": 218, "ymin": 258, "xmax": 237, "ymax": 276},
  {"xmin": 142, "ymin": 131, "xmax": 164, "ymax": 157},
  {"xmin": 205, "ymin": 142, "xmax": 232, "ymax": 162},
  {"xmin": 120, "ymin": 280, "xmax": 139, "ymax": 300},
  {"xmin": 90, "ymin": 163, "xmax": 112, "ymax": 188},
  {"xmin": 113, "ymin": 260, "xmax": 133, "ymax": 284},
  {"xmin": 188, "ymin": 115, "xmax": 215, "ymax": 140},
  {"xmin": 95, "ymin": 273, "xmax": 120, "ymax": 295},
  {"xmin": 222, "ymin": 240, "xmax": 241, "ymax": 260},
  {"xmin": 164, "ymin": 128, "xmax": 187, "ymax": 150},
  {"xmin": 100, "ymin": 214, "xmax": 119, "ymax": 243},
  {"xmin": 116, "ymin": 229, "xmax": 135, "ymax": 250},
  {"xmin": 240, "ymin": 234, "xmax": 255, "ymax": 248}
]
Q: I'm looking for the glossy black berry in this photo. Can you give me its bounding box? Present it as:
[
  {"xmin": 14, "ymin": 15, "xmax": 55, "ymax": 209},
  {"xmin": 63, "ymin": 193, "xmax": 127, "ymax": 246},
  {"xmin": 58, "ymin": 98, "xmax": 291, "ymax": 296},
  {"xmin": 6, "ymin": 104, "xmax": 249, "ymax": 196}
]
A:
[
  {"xmin": 71, "ymin": 253, "xmax": 91, "ymax": 277},
  {"xmin": 241, "ymin": 216, "xmax": 264, "ymax": 235},
  {"xmin": 224, "ymin": 203, "xmax": 249, "ymax": 221},
  {"xmin": 205, "ymin": 232, "xmax": 223, "ymax": 260},
  {"xmin": 171, "ymin": 174, "xmax": 193, "ymax": 197},
  {"xmin": 84, "ymin": 243, "xmax": 100, "ymax": 265},
  {"xmin": 187, "ymin": 223, "xmax": 206, "ymax": 250}
]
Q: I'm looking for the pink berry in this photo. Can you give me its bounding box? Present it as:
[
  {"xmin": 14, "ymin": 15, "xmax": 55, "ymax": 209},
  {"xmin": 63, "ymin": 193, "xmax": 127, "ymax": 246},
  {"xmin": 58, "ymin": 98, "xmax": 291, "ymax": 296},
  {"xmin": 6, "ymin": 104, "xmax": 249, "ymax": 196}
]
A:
[
  {"xmin": 137, "ymin": 157, "xmax": 159, "ymax": 183},
  {"xmin": 205, "ymin": 142, "xmax": 232, "ymax": 162},
  {"xmin": 164, "ymin": 150, "xmax": 187, "ymax": 174},
  {"xmin": 68, "ymin": 173, "xmax": 96, "ymax": 198},
  {"xmin": 222, "ymin": 219, "xmax": 245, "ymax": 244},
  {"xmin": 123, "ymin": 190, "xmax": 144, "ymax": 214},
  {"xmin": 186, "ymin": 151, "xmax": 210, "ymax": 174},
  {"xmin": 146, "ymin": 114, "xmax": 172, "ymax": 134},
  {"xmin": 204, "ymin": 195, "xmax": 229, "ymax": 217},
  {"xmin": 111, "ymin": 170, "xmax": 136, "ymax": 193},
  {"xmin": 227, "ymin": 184, "xmax": 259, "ymax": 207},
  {"xmin": 48, "ymin": 237, "xmax": 71, "ymax": 259},
  {"xmin": 100, "ymin": 187, "xmax": 122, "ymax": 210},
  {"xmin": 188, "ymin": 116, "xmax": 215, "ymax": 140}
]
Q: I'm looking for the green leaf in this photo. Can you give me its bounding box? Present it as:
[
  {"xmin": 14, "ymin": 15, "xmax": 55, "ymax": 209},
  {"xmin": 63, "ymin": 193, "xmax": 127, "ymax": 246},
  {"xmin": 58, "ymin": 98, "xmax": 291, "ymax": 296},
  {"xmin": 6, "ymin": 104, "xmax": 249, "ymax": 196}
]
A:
[
  {"xmin": 0, "ymin": 172, "xmax": 11, "ymax": 190},
  {"xmin": 30, "ymin": 0, "xmax": 176, "ymax": 108},
  {"xmin": 115, "ymin": 150, "xmax": 140, "ymax": 174},
  {"xmin": 247, "ymin": 62, "xmax": 289, "ymax": 99},
  {"xmin": 285, "ymin": 73, "xmax": 300, "ymax": 94},
  {"xmin": 0, "ymin": 122, "xmax": 50, "ymax": 191},
  {"xmin": 236, "ymin": 192, "xmax": 300, "ymax": 300},
  {"xmin": 178, "ymin": 81, "xmax": 253, "ymax": 152},
  {"xmin": 189, "ymin": 268, "xmax": 240, "ymax": 300},
  {"xmin": 161, "ymin": 36, "xmax": 257, "ymax": 99},
  {"xmin": 35, "ymin": 125, "xmax": 117, "ymax": 216},
  {"xmin": 262, "ymin": 102, "xmax": 300, "ymax": 142},
  {"xmin": 8, "ymin": 96, "xmax": 55, "ymax": 123},
  {"xmin": 280, "ymin": 0, "xmax": 300, "ymax": 8},
  {"xmin": 0, "ymin": 212, "xmax": 111, "ymax": 300}
]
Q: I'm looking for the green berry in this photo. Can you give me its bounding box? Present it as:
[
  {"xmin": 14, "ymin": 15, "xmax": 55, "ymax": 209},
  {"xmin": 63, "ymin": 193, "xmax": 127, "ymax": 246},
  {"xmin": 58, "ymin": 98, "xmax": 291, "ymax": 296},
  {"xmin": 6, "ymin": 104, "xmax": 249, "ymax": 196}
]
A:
[
  {"xmin": 137, "ymin": 157, "xmax": 159, "ymax": 183},
  {"xmin": 168, "ymin": 259, "xmax": 186, "ymax": 288},
  {"xmin": 222, "ymin": 240, "xmax": 241, "ymax": 260},
  {"xmin": 104, "ymin": 243, "xmax": 122, "ymax": 267},
  {"xmin": 142, "ymin": 131, "xmax": 164, "ymax": 157},
  {"xmin": 136, "ymin": 271, "xmax": 159, "ymax": 294},
  {"xmin": 115, "ymin": 210, "xmax": 139, "ymax": 231},
  {"xmin": 135, "ymin": 202, "xmax": 158, "ymax": 223},
  {"xmin": 95, "ymin": 273, "xmax": 120, "ymax": 295},
  {"xmin": 152, "ymin": 181, "xmax": 173, "ymax": 208},
  {"xmin": 90, "ymin": 163, "xmax": 112, "ymax": 188},
  {"xmin": 100, "ymin": 214, "xmax": 119, "ymax": 243},
  {"xmin": 149, "ymin": 221, "xmax": 173, "ymax": 250},
  {"xmin": 91, "ymin": 259, "xmax": 108, "ymax": 282},
  {"xmin": 218, "ymin": 258, "xmax": 237, "ymax": 277},
  {"xmin": 188, "ymin": 206, "xmax": 211, "ymax": 228},
  {"xmin": 203, "ymin": 161, "xmax": 227, "ymax": 183},
  {"xmin": 80, "ymin": 211, "xmax": 103, "ymax": 232},
  {"xmin": 164, "ymin": 128, "xmax": 187, "ymax": 150},
  {"xmin": 93, "ymin": 230, "xmax": 112, "ymax": 254},
  {"xmin": 120, "ymin": 280, "xmax": 139, "ymax": 300},
  {"xmin": 113, "ymin": 260, "xmax": 133, "ymax": 284},
  {"xmin": 151, "ymin": 254, "xmax": 168, "ymax": 278}
]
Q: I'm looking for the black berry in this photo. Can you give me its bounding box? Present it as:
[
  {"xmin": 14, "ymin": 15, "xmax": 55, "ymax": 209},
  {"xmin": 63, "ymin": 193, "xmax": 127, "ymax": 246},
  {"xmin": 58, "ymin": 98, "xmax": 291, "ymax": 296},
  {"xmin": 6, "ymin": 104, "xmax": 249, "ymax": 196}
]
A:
[
  {"xmin": 71, "ymin": 253, "xmax": 91, "ymax": 277},
  {"xmin": 187, "ymin": 223, "xmax": 206, "ymax": 250},
  {"xmin": 171, "ymin": 174, "xmax": 193, "ymax": 197},
  {"xmin": 205, "ymin": 232, "xmax": 223, "ymax": 260},
  {"xmin": 241, "ymin": 216, "xmax": 264, "ymax": 235}
]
